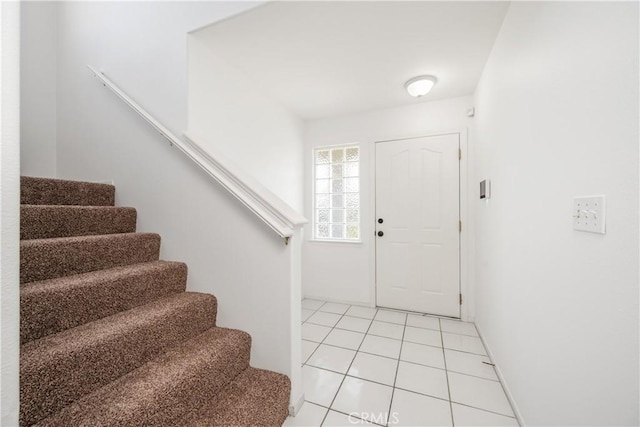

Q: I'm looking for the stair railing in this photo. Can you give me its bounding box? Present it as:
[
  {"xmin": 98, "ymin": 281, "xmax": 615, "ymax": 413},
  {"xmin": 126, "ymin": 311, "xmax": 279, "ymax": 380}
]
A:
[{"xmin": 87, "ymin": 66, "xmax": 307, "ymax": 243}]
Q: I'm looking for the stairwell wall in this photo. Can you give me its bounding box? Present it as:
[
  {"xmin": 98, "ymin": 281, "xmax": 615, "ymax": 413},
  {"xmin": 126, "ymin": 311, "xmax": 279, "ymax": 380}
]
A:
[
  {"xmin": 473, "ymin": 2, "xmax": 639, "ymax": 425},
  {"xmin": 53, "ymin": 0, "xmax": 303, "ymax": 408},
  {"xmin": 20, "ymin": 1, "xmax": 57, "ymax": 177},
  {"xmin": 187, "ymin": 31, "xmax": 304, "ymax": 211},
  {"xmin": 1, "ymin": 1, "xmax": 21, "ymax": 424}
]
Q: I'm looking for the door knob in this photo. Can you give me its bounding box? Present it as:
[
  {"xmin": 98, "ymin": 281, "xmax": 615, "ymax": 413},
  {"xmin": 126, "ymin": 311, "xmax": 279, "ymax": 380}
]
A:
[
  {"xmin": 377, "ymin": 231, "xmax": 384, "ymax": 237},
  {"xmin": 378, "ymin": 218, "xmax": 384, "ymax": 224}
]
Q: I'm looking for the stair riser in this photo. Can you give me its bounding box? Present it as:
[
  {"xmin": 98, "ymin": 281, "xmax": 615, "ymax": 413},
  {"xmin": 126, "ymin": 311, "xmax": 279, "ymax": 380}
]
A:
[
  {"xmin": 21, "ymin": 293, "xmax": 217, "ymax": 426},
  {"xmin": 21, "ymin": 262, "xmax": 188, "ymax": 344},
  {"xmin": 37, "ymin": 328, "xmax": 252, "ymax": 427},
  {"xmin": 21, "ymin": 205, "xmax": 137, "ymax": 240},
  {"xmin": 20, "ymin": 233, "xmax": 160, "ymax": 284},
  {"xmin": 21, "ymin": 176, "xmax": 115, "ymax": 206}
]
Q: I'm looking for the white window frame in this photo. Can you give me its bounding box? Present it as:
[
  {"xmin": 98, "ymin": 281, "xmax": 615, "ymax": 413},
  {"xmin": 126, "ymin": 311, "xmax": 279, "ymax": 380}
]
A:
[{"xmin": 312, "ymin": 143, "xmax": 361, "ymax": 243}]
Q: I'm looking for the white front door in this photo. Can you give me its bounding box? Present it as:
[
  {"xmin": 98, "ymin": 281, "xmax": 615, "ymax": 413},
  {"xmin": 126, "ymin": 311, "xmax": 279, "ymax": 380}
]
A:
[{"xmin": 375, "ymin": 134, "xmax": 460, "ymax": 317}]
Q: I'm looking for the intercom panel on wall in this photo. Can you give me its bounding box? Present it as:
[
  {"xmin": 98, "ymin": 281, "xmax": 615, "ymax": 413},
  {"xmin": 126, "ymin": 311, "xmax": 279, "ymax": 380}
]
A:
[{"xmin": 480, "ymin": 180, "xmax": 491, "ymax": 199}]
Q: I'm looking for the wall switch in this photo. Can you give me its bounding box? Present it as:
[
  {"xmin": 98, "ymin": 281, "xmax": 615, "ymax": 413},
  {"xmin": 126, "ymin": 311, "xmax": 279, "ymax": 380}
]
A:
[{"xmin": 573, "ymin": 195, "xmax": 606, "ymax": 234}]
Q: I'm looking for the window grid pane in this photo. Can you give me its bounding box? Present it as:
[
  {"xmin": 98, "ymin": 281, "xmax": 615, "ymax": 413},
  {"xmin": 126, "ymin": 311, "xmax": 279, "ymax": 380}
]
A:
[
  {"xmin": 316, "ymin": 194, "xmax": 330, "ymax": 208},
  {"xmin": 317, "ymin": 209, "xmax": 329, "ymax": 223},
  {"xmin": 316, "ymin": 164, "xmax": 330, "ymax": 179},
  {"xmin": 331, "ymin": 194, "xmax": 344, "ymax": 209},
  {"xmin": 316, "ymin": 150, "xmax": 330, "ymax": 164},
  {"xmin": 314, "ymin": 145, "xmax": 360, "ymax": 241}
]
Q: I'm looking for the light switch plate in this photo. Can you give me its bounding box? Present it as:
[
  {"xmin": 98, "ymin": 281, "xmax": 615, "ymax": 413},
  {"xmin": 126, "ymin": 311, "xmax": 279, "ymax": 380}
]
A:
[{"xmin": 573, "ymin": 195, "xmax": 606, "ymax": 234}]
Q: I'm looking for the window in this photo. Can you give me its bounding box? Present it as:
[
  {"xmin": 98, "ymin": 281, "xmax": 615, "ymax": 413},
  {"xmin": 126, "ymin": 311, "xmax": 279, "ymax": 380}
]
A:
[{"xmin": 314, "ymin": 145, "xmax": 360, "ymax": 241}]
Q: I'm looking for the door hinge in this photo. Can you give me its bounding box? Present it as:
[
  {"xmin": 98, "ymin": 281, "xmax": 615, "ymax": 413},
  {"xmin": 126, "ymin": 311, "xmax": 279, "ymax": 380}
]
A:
[
  {"xmin": 458, "ymin": 148, "xmax": 462, "ymax": 160},
  {"xmin": 459, "ymin": 220, "xmax": 462, "ymax": 232},
  {"xmin": 460, "ymin": 293, "xmax": 463, "ymax": 305}
]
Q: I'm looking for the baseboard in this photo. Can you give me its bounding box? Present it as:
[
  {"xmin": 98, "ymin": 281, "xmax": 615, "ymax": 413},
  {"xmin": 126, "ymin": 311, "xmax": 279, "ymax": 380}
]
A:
[
  {"xmin": 475, "ymin": 321, "xmax": 525, "ymax": 427},
  {"xmin": 289, "ymin": 392, "xmax": 305, "ymax": 417}
]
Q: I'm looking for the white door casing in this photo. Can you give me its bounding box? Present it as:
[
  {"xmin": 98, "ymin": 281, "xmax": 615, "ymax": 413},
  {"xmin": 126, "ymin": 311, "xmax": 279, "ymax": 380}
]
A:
[{"xmin": 375, "ymin": 133, "xmax": 460, "ymax": 317}]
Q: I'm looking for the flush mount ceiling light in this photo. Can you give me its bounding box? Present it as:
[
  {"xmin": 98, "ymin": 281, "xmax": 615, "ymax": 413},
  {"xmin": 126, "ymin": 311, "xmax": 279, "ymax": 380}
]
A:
[{"xmin": 405, "ymin": 75, "xmax": 437, "ymax": 97}]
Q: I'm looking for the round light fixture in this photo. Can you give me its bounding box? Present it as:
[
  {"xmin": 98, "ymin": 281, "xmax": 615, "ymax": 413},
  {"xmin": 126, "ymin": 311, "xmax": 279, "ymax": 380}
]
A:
[{"xmin": 405, "ymin": 75, "xmax": 437, "ymax": 97}]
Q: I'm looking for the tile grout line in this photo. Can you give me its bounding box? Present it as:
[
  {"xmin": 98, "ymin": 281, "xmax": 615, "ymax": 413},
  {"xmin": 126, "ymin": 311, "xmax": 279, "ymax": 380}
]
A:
[
  {"xmin": 301, "ymin": 301, "xmax": 328, "ymax": 365},
  {"xmin": 310, "ymin": 305, "xmax": 348, "ymax": 427},
  {"xmin": 312, "ymin": 303, "xmax": 369, "ymax": 426},
  {"xmin": 301, "ymin": 301, "xmax": 516, "ymax": 424},
  {"xmin": 446, "ymin": 401, "xmax": 519, "ymax": 420},
  {"xmin": 309, "ymin": 394, "xmax": 519, "ymax": 421},
  {"xmin": 309, "ymin": 337, "xmax": 500, "ymax": 383},
  {"xmin": 301, "ymin": 299, "xmax": 326, "ymax": 322},
  {"xmin": 307, "ymin": 308, "xmax": 482, "ymax": 336},
  {"xmin": 384, "ymin": 312, "xmax": 407, "ymax": 426},
  {"xmin": 328, "ymin": 407, "xmax": 386, "ymax": 427},
  {"xmin": 319, "ymin": 304, "xmax": 378, "ymax": 427},
  {"xmin": 306, "ymin": 362, "xmax": 509, "ymax": 412},
  {"xmin": 300, "ymin": 301, "xmax": 348, "ymax": 368},
  {"xmin": 439, "ymin": 317, "xmax": 456, "ymax": 427},
  {"xmin": 308, "ymin": 300, "xmax": 480, "ymax": 326},
  {"xmin": 301, "ymin": 364, "xmax": 517, "ymax": 420},
  {"xmin": 306, "ymin": 307, "xmax": 349, "ymax": 366},
  {"xmin": 302, "ymin": 300, "xmax": 352, "ymax": 365},
  {"xmin": 306, "ymin": 322, "xmax": 485, "ymax": 355}
]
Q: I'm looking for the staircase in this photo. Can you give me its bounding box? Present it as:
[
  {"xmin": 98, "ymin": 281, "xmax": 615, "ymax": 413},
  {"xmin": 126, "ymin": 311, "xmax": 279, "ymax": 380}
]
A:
[{"xmin": 19, "ymin": 176, "xmax": 290, "ymax": 426}]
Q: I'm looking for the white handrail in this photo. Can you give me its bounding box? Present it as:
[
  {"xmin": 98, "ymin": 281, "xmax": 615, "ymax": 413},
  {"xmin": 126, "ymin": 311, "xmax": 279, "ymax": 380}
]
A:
[{"xmin": 87, "ymin": 66, "xmax": 307, "ymax": 242}]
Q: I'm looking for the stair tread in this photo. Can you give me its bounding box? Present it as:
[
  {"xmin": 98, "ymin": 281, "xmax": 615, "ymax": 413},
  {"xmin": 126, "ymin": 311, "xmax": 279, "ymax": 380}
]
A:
[
  {"xmin": 21, "ymin": 292, "xmax": 217, "ymax": 426},
  {"xmin": 21, "ymin": 204, "xmax": 128, "ymax": 209},
  {"xmin": 36, "ymin": 327, "xmax": 252, "ymax": 427},
  {"xmin": 21, "ymin": 261, "xmax": 188, "ymax": 343},
  {"xmin": 21, "ymin": 204, "xmax": 137, "ymax": 240},
  {"xmin": 20, "ymin": 231, "xmax": 159, "ymax": 246},
  {"xmin": 186, "ymin": 367, "xmax": 291, "ymax": 426},
  {"xmin": 20, "ymin": 232, "xmax": 161, "ymax": 283},
  {"xmin": 21, "ymin": 176, "xmax": 115, "ymax": 206}
]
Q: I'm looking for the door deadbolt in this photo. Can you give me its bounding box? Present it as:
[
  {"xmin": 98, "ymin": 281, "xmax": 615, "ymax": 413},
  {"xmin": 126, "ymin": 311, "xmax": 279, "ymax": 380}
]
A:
[
  {"xmin": 377, "ymin": 231, "xmax": 384, "ymax": 237},
  {"xmin": 378, "ymin": 218, "xmax": 384, "ymax": 224}
]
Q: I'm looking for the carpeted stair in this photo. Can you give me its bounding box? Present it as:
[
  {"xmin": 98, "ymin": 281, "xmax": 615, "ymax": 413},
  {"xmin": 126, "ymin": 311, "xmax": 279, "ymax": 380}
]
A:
[{"xmin": 20, "ymin": 176, "xmax": 290, "ymax": 427}]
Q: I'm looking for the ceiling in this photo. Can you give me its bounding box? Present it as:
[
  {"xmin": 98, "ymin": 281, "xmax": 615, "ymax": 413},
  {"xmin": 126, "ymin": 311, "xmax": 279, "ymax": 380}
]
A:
[{"xmin": 194, "ymin": 1, "xmax": 510, "ymax": 120}]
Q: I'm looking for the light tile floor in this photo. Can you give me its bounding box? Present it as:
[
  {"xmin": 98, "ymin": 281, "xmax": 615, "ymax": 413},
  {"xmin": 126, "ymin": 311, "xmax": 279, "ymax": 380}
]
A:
[{"xmin": 286, "ymin": 299, "xmax": 520, "ymax": 427}]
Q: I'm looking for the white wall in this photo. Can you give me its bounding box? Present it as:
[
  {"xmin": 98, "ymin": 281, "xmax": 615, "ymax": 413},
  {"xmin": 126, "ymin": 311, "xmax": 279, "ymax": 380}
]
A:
[
  {"xmin": 1, "ymin": 1, "xmax": 21, "ymax": 424},
  {"xmin": 20, "ymin": 1, "xmax": 57, "ymax": 178},
  {"xmin": 54, "ymin": 1, "xmax": 302, "ymax": 407},
  {"xmin": 188, "ymin": 32, "xmax": 304, "ymax": 211},
  {"xmin": 303, "ymin": 96, "xmax": 474, "ymax": 314},
  {"xmin": 473, "ymin": 2, "xmax": 639, "ymax": 425}
]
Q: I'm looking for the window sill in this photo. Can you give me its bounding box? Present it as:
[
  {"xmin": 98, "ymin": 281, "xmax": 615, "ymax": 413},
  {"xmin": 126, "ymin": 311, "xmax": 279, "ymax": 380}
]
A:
[{"xmin": 309, "ymin": 239, "xmax": 363, "ymax": 245}]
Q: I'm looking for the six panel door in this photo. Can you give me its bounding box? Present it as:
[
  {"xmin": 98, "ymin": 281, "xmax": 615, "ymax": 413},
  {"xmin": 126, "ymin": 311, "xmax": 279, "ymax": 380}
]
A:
[{"xmin": 375, "ymin": 133, "xmax": 460, "ymax": 317}]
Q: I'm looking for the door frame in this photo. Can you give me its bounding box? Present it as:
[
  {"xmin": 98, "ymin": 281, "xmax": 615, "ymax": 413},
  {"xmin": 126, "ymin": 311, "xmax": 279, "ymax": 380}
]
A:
[{"xmin": 368, "ymin": 129, "xmax": 471, "ymax": 321}]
